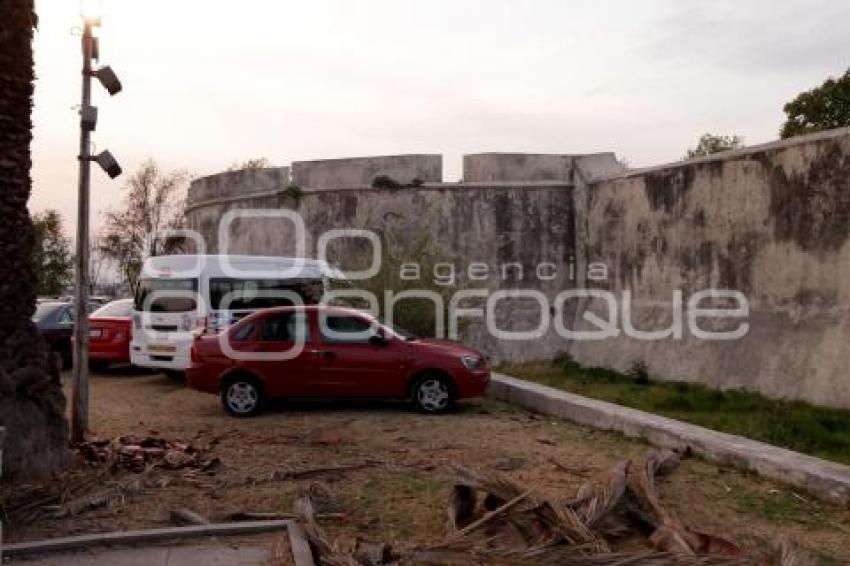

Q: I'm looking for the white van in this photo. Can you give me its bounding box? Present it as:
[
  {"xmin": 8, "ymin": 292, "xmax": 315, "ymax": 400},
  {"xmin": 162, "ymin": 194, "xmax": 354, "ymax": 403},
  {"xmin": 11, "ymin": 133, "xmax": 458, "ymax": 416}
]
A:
[{"xmin": 130, "ymin": 254, "xmax": 346, "ymax": 372}]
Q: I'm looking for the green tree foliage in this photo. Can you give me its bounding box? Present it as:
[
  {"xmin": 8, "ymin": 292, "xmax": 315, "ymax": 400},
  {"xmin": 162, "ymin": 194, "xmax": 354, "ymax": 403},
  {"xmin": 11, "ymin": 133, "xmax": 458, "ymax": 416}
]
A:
[
  {"xmin": 32, "ymin": 210, "xmax": 72, "ymax": 296},
  {"xmin": 99, "ymin": 160, "xmax": 188, "ymax": 296},
  {"xmin": 684, "ymin": 133, "xmax": 744, "ymax": 159},
  {"xmin": 781, "ymin": 69, "xmax": 850, "ymax": 139}
]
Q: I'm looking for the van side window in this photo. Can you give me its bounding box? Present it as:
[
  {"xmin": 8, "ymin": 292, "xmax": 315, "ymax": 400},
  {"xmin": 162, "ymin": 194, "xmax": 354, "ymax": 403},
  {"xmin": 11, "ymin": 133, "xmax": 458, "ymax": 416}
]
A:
[
  {"xmin": 209, "ymin": 279, "xmax": 322, "ymax": 310},
  {"xmin": 260, "ymin": 313, "xmax": 310, "ymax": 342}
]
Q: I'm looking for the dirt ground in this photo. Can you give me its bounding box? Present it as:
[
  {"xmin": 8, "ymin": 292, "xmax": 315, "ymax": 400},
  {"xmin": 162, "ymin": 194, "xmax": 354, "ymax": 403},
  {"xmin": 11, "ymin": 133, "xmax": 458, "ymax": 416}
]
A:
[{"xmin": 3, "ymin": 368, "xmax": 850, "ymax": 562}]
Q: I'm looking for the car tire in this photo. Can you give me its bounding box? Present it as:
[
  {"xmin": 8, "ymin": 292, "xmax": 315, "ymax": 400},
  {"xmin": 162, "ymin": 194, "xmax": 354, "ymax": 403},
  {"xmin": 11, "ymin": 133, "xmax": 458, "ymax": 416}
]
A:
[
  {"xmin": 411, "ymin": 373, "xmax": 454, "ymax": 414},
  {"xmin": 221, "ymin": 376, "xmax": 265, "ymax": 417},
  {"xmin": 59, "ymin": 346, "xmax": 73, "ymax": 370}
]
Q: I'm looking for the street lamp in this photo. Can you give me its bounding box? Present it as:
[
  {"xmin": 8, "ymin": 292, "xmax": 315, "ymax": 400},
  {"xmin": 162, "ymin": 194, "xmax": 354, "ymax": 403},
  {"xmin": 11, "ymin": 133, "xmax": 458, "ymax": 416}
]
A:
[{"xmin": 72, "ymin": 0, "xmax": 123, "ymax": 443}]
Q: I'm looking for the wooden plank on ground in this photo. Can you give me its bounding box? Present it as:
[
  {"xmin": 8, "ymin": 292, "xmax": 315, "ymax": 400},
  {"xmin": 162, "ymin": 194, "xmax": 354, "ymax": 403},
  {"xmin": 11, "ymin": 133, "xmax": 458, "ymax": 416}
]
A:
[
  {"xmin": 1, "ymin": 520, "xmax": 292, "ymax": 558},
  {"xmin": 287, "ymin": 521, "xmax": 316, "ymax": 566}
]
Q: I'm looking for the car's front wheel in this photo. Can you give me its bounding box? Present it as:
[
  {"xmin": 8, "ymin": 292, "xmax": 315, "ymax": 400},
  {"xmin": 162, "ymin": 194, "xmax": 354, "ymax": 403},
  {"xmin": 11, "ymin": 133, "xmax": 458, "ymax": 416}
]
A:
[
  {"xmin": 412, "ymin": 374, "xmax": 453, "ymax": 414},
  {"xmin": 221, "ymin": 376, "xmax": 265, "ymax": 417}
]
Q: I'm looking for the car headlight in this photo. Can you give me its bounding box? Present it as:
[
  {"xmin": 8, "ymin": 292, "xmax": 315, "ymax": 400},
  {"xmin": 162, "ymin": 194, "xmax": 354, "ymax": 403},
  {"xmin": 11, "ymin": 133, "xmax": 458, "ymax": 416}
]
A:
[{"xmin": 460, "ymin": 355, "xmax": 483, "ymax": 370}]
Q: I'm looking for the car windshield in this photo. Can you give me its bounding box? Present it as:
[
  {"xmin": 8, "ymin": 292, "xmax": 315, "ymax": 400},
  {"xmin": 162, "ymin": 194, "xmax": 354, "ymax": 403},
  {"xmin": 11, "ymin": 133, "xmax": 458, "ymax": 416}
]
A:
[
  {"xmin": 92, "ymin": 300, "xmax": 133, "ymax": 318},
  {"xmin": 32, "ymin": 302, "xmax": 65, "ymax": 322},
  {"xmin": 379, "ymin": 318, "xmax": 417, "ymax": 341},
  {"xmin": 135, "ymin": 278, "xmax": 199, "ymax": 313}
]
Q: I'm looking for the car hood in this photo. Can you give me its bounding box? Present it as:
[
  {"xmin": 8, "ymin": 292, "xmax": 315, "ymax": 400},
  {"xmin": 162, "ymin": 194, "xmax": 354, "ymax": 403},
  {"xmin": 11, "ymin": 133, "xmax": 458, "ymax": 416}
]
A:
[{"xmin": 407, "ymin": 338, "xmax": 483, "ymax": 358}]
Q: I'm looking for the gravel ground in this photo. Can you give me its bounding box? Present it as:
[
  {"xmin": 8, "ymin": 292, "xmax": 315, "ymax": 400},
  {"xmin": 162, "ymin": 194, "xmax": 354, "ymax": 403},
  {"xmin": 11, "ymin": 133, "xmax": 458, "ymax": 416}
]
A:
[{"xmin": 2, "ymin": 367, "xmax": 849, "ymax": 562}]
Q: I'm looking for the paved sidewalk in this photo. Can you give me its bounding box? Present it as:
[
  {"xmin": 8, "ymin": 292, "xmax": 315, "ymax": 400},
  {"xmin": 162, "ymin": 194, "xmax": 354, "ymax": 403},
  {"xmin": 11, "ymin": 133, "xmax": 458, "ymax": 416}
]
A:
[{"xmin": 8, "ymin": 542, "xmax": 271, "ymax": 565}]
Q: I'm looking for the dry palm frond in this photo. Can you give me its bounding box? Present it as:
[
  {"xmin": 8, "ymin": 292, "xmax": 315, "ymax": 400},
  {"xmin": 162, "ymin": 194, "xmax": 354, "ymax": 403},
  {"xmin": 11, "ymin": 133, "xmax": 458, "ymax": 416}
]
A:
[
  {"xmin": 445, "ymin": 464, "xmax": 608, "ymax": 552},
  {"xmin": 626, "ymin": 450, "xmax": 742, "ymax": 557},
  {"xmin": 49, "ymin": 465, "xmax": 156, "ymax": 519},
  {"xmin": 447, "ymin": 484, "xmax": 476, "ymax": 530},
  {"xmin": 294, "ymin": 491, "xmax": 360, "ymax": 566},
  {"xmin": 571, "ymin": 459, "xmax": 630, "ymax": 527},
  {"xmin": 762, "ymin": 537, "xmax": 815, "ymax": 566}
]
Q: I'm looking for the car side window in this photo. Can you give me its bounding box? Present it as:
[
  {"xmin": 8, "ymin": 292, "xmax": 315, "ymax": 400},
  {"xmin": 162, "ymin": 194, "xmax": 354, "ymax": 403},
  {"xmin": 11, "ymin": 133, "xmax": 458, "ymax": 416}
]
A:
[
  {"xmin": 230, "ymin": 323, "xmax": 256, "ymax": 342},
  {"xmin": 58, "ymin": 307, "xmax": 73, "ymax": 324},
  {"xmin": 320, "ymin": 315, "xmax": 375, "ymax": 344},
  {"xmin": 260, "ymin": 312, "xmax": 310, "ymax": 342}
]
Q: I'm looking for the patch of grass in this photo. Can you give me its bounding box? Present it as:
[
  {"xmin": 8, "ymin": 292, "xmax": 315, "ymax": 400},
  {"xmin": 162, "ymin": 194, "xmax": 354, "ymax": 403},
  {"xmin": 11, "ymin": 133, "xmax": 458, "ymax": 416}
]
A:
[
  {"xmin": 346, "ymin": 470, "xmax": 446, "ymax": 541},
  {"xmin": 498, "ymin": 357, "xmax": 850, "ymax": 465}
]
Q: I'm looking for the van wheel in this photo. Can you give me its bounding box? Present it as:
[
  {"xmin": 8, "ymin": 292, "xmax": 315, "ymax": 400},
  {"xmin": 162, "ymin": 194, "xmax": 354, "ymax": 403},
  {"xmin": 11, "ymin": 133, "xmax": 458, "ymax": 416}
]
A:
[
  {"xmin": 412, "ymin": 373, "xmax": 454, "ymax": 414},
  {"xmin": 221, "ymin": 377, "xmax": 265, "ymax": 417}
]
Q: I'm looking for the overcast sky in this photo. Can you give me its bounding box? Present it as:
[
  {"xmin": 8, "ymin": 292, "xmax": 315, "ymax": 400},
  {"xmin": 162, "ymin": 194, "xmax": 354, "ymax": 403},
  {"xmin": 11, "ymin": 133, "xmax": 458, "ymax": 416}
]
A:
[{"xmin": 30, "ymin": 0, "xmax": 850, "ymax": 236}]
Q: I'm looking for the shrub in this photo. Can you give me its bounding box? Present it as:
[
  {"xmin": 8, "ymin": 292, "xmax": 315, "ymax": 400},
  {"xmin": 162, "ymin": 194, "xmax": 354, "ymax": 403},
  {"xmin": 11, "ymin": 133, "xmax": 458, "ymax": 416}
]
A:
[{"xmin": 284, "ymin": 184, "xmax": 303, "ymax": 200}]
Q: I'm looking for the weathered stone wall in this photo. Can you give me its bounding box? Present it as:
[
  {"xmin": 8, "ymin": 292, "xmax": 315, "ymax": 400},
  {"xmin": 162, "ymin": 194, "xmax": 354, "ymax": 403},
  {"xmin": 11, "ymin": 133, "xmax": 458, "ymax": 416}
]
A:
[
  {"xmin": 188, "ymin": 183, "xmax": 578, "ymax": 361},
  {"xmin": 291, "ymin": 154, "xmax": 442, "ymax": 189},
  {"xmin": 463, "ymin": 152, "xmax": 621, "ymax": 183},
  {"xmin": 185, "ymin": 131, "xmax": 850, "ymax": 407},
  {"xmin": 571, "ymin": 127, "xmax": 850, "ymax": 408}
]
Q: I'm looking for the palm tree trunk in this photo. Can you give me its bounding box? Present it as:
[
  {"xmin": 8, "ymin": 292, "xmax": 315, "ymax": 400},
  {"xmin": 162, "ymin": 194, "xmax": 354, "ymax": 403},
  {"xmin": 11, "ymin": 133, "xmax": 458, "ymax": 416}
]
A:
[{"xmin": 0, "ymin": 0, "xmax": 68, "ymax": 476}]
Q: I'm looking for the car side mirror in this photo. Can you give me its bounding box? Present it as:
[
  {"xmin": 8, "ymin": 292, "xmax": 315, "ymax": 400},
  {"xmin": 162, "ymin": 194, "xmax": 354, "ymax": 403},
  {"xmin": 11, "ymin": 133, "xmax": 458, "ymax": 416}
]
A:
[{"xmin": 369, "ymin": 331, "xmax": 387, "ymax": 346}]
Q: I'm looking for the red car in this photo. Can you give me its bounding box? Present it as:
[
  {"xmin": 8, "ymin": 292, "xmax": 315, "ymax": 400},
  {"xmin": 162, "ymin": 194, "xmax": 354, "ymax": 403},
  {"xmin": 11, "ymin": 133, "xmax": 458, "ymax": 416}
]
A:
[
  {"xmin": 187, "ymin": 305, "xmax": 490, "ymax": 416},
  {"xmin": 88, "ymin": 299, "xmax": 134, "ymax": 370}
]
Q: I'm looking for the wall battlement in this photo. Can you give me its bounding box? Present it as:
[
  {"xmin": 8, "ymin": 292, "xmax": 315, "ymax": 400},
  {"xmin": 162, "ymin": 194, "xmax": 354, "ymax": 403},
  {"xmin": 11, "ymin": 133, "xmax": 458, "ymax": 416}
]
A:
[{"xmin": 187, "ymin": 152, "xmax": 625, "ymax": 207}]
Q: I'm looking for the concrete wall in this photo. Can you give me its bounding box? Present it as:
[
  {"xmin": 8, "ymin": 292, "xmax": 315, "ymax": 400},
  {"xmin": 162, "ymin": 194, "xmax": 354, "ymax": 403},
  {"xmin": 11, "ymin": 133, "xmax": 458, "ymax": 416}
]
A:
[
  {"xmin": 185, "ymin": 130, "xmax": 850, "ymax": 407},
  {"xmin": 570, "ymin": 127, "xmax": 850, "ymax": 407},
  {"xmin": 188, "ymin": 167, "xmax": 290, "ymax": 206},
  {"xmin": 291, "ymin": 154, "xmax": 442, "ymax": 189}
]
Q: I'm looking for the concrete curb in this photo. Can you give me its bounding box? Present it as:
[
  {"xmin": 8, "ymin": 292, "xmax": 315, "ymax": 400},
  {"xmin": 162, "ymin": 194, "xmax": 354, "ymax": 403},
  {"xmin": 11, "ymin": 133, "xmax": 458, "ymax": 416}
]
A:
[{"xmin": 488, "ymin": 373, "xmax": 850, "ymax": 505}]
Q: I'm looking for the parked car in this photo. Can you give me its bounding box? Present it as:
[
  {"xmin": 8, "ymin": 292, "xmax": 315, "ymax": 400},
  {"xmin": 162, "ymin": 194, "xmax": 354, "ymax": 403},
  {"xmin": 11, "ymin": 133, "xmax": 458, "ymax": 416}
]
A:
[
  {"xmin": 33, "ymin": 301, "xmax": 109, "ymax": 369},
  {"xmin": 33, "ymin": 301, "xmax": 75, "ymax": 368},
  {"xmin": 88, "ymin": 298, "xmax": 134, "ymax": 370},
  {"xmin": 187, "ymin": 305, "xmax": 490, "ymax": 416}
]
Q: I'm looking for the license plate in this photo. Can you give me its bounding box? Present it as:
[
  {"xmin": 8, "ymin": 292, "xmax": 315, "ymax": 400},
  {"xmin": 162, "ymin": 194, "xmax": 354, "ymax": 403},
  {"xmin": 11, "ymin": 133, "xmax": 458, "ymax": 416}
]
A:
[
  {"xmin": 148, "ymin": 344, "xmax": 176, "ymax": 353},
  {"xmin": 90, "ymin": 328, "xmax": 103, "ymax": 338}
]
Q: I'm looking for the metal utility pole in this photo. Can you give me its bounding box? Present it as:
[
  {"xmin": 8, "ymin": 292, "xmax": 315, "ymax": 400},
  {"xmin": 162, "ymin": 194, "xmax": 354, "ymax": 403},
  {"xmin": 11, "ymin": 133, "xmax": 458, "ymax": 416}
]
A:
[{"xmin": 72, "ymin": 19, "xmax": 94, "ymax": 443}]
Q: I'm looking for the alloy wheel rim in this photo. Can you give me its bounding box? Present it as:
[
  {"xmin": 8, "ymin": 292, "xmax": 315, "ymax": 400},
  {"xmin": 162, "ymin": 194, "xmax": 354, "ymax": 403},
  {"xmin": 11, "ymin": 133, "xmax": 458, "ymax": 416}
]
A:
[
  {"xmin": 417, "ymin": 378, "xmax": 449, "ymax": 411},
  {"xmin": 227, "ymin": 382, "xmax": 258, "ymax": 414}
]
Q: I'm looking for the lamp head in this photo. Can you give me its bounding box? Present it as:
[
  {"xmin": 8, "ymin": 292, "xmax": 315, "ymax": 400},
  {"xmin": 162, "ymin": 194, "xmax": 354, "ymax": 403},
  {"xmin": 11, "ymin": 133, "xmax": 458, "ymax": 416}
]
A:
[
  {"xmin": 93, "ymin": 150, "xmax": 122, "ymax": 179},
  {"xmin": 94, "ymin": 66, "xmax": 122, "ymax": 95}
]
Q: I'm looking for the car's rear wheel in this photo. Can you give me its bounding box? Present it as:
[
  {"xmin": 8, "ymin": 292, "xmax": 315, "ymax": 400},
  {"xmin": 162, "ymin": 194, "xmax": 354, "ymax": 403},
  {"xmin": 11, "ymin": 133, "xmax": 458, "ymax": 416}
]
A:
[
  {"xmin": 221, "ymin": 376, "xmax": 265, "ymax": 417},
  {"xmin": 412, "ymin": 373, "xmax": 453, "ymax": 414}
]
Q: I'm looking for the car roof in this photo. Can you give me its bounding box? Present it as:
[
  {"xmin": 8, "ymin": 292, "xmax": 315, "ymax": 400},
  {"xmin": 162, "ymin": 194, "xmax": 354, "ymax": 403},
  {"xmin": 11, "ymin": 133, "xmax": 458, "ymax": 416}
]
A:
[{"xmin": 242, "ymin": 304, "xmax": 371, "ymax": 320}]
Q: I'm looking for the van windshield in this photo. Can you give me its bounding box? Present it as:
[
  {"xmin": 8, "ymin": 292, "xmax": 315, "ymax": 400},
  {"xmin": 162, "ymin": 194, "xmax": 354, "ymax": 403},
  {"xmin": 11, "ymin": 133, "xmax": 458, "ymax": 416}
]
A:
[{"xmin": 135, "ymin": 278, "xmax": 198, "ymax": 312}]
